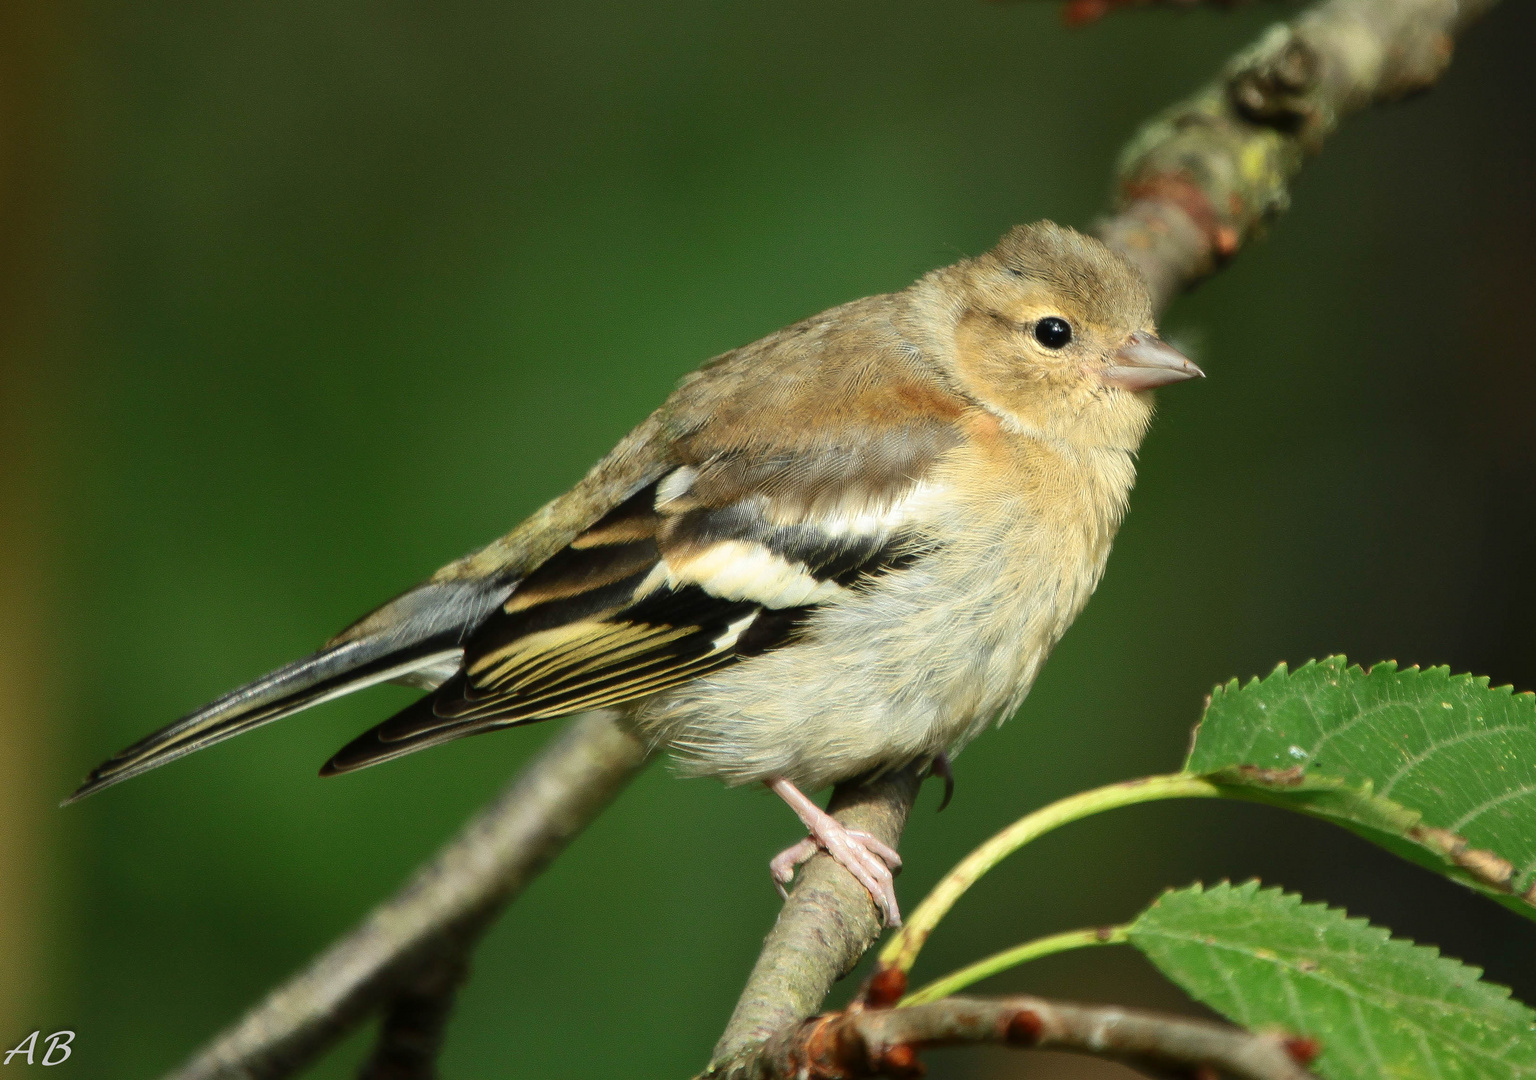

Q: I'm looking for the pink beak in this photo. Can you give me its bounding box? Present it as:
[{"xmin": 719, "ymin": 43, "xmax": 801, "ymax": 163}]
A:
[{"xmin": 1102, "ymin": 330, "xmax": 1204, "ymax": 391}]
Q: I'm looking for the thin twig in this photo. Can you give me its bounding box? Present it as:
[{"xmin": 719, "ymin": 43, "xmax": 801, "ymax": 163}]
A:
[
  {"xmin": 749, "ymin": 995, "xmax": 1320, "ymax": 1080},
  {"xmin": 164, "ymin": 711, "xmax": 650, "ymax": 1080}
]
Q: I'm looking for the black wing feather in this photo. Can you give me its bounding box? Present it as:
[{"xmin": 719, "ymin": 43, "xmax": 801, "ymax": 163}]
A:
[{"xmin": 321, "ymin": 471, "xmax": 928, "ymax": 775}]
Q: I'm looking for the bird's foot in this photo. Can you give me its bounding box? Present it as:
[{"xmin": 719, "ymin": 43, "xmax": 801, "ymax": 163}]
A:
[{"xmin": 765, "ymin": 777, "xmax": 903, "ymax": 927}]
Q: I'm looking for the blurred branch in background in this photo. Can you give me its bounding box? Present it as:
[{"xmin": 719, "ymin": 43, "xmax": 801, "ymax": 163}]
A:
[
  {"xmin": 166, "ymin": 712, "xmax": 649, "ymax": 1080},
  {"xmin": 1058, "ymin": 0, "xmax": 1263, "ymax": 29},
  {"xmin": 158, "ymin": 0, "xmax": 1501, "ymax": 1076}
]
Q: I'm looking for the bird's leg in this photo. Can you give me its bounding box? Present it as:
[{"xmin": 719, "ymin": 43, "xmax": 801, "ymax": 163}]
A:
[
  {"xmin": 765, "ymin": 776, "xmax": 903, "ymax": 927},
  {"xmin": 928, "ymin": 751, "xmax": 954, "ymax": 812}
]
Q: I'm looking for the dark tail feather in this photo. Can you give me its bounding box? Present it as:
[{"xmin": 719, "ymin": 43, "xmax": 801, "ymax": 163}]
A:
[
  {"xmin": 65, "ymin": 639, "xmax": 462, "ymax": 803},
  {"xmin": 66, "ymin": 576, "xmax": 514, "ymax": 804},
  {"xmin": 320, "ymin": 693, "xmax": 508, "ymax": 776}
]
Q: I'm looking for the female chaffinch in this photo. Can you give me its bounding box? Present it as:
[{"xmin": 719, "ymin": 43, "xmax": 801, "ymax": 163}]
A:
[{"xmin": 71, "ymin": 221, "xmax": 1201, "ymax": 926}]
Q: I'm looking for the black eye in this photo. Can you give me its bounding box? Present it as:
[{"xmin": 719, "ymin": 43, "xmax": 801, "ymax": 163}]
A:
[{"xmin": 1034, "ymin": 317, "xmax": 1072, "ymax": 349}]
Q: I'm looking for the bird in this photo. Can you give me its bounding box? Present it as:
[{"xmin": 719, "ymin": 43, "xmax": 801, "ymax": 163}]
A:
[{"xmin": 68, "ymin": 221, "xmax": 1201, "ymax": 927}]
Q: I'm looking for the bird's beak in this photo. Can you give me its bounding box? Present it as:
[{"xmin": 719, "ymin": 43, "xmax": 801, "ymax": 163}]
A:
[{"xmin": 1102, "ymin": 331, "xmax": 1204, "ymax": 391}]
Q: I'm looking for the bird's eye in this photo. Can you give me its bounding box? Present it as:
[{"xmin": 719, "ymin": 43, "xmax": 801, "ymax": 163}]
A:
[{"xmin": 1034, "ymin": 317, "xmax": 1072, "ymax": 349}]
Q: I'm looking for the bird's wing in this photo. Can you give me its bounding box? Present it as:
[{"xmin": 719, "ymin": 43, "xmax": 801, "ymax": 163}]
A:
[
  {"xmin": 323, "ymin": 299, "xmax": 975, "ymax": 774},
  {"xmin": 322, "ymin": 443, "xmax": 951, "ymax": 773},
  {"xmin": 75, "ymin": 291, "xmax": 975, "ymax": 794}
]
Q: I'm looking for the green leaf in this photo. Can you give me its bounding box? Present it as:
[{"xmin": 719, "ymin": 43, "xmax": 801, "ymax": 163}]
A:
[
  {"xmin": 1188, "ymin": 658, "xmax": 1536, "ymax": 916},
  {"xmin": 1129, "ymin": 882, "xmax": 1536, "ymax": 1080}
]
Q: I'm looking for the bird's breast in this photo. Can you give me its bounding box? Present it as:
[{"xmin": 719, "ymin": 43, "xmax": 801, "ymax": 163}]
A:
[{"xmin": 635, "ymin": 438, "xmax": 1137, "ymax": 791}]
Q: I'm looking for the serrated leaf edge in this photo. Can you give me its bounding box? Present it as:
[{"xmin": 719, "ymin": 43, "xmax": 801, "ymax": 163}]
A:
[
  {"xmin": 1190, "ymin": 657, "xmax": 1536, "ymax": 910},
  {"xmin": 1138, "ymin": 880, "xmax": 1509, "ymax": 999},
  {"xmin": 1131, "ymin": 881, "xmax": 1536, "ymax": 1072}
]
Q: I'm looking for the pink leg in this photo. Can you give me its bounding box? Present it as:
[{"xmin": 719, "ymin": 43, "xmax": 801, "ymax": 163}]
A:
[{"xmin": 765, "ymin": 777, "xmax": 903, "ymax": 927}]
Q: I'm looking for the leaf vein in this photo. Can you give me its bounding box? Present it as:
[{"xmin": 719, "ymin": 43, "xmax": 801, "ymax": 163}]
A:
[
  {"xmin": 1379, "ymin": 725, "xmax": 1526, "ymax": 799},
  {"xmin": 1448, "ymin": 783, "xmax": 1536, "ymax": 834}
]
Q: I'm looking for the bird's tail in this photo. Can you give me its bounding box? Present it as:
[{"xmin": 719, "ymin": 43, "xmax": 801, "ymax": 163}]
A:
[{"xmin": 65, "ymin": 575, "xmax": 514, "ymax": 804}]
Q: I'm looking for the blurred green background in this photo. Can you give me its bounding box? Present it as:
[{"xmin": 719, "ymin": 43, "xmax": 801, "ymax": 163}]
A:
[{"xmin": 4, "ymin": 1, "xmax": 1536, "ymax": 1076}]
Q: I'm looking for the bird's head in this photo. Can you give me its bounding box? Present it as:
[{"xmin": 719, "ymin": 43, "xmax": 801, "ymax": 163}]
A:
[{"xmin": 932, "ymin": 221, "xmax": 1202, "ymax": 450}]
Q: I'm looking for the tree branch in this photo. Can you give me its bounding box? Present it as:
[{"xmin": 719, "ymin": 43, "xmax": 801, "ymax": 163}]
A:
[
  {"xmin": 748, "ymin": 995, "xmax": 1321, "ymax": 1080},
  {"xmin": 164, "ymin": 711, "xmax": 650, "ymax": 1080},
  {"xmin": 706, "ymin": 767, "xmax": 926, "ymax": 1078},
  {"xmin": 1098, "ymin": 0, "xmax": 1501, "ymax": 314}
]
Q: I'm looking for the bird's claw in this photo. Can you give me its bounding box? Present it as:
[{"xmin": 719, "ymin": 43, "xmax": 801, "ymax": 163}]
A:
[
  {"xmin": 768, "ymin": 823, "xmax": 904, "ymax": 926},
  {"xmin": 928, "ymin": 752, "xmax": 954, "ymax": 812},
  {"xmin": 769, "ymin": 838, "xmax": 819, "ymax": 899},
  {"xmin": 765, "ymin": 776, "xmax": 904, "ymax": 926}
]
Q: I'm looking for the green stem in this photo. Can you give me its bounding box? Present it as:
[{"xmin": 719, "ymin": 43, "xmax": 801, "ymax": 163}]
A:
[
  {"xmin": 900, "ymin": 924, "xmax": 1129, "ymax": 1006},
  {"xmin": 878, "ymin": 772, "xmax": 1222, "ymax": 974}
]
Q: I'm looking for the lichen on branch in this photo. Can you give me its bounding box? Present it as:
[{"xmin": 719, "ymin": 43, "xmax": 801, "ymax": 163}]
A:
[{"xmin": 1099, "ymin": 0, "xmax": 1500, "ymax": 312}]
